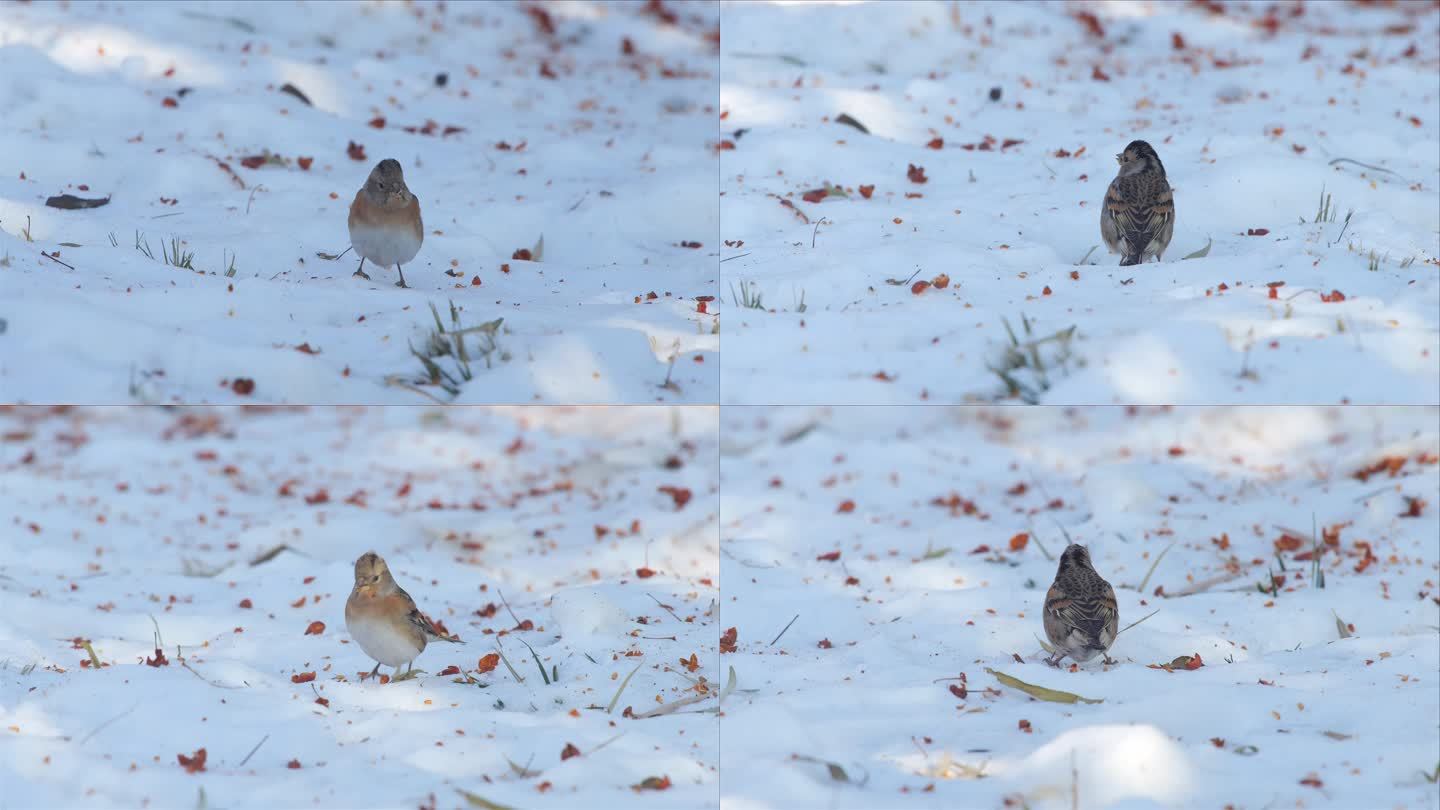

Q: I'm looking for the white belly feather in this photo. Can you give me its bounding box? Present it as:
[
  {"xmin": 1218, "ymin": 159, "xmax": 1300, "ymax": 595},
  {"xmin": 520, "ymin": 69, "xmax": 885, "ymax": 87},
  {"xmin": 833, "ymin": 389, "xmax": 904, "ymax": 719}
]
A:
[
  {"xmin": 350, "ymin": 222, "xmax": 422, "ymax": 268},
  {"xmin": 348, "ymin": 615, "xmax": 423, "ymax": 666}
]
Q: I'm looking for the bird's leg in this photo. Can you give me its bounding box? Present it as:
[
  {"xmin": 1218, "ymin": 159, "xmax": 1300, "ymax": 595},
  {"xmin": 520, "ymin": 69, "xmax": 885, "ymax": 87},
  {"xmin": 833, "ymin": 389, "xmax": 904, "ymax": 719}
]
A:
[
  {"xmin": 1102, "ymin": 653, "xmax": 1117, "ymax": 666},
  {"xmin": 395, "ymin": 264, "xmax": 408, "ymax": 288},
  {"xmin": 363, "ymin": 661, "xmax": 381, "ymax": 681},
  {"xmin": 353, "ymin": 256, "xmax": 370, "ymax": 280},
  {"xmin": 1044, "ymin": 650, "xmax": 1066, "ymax": 668}
]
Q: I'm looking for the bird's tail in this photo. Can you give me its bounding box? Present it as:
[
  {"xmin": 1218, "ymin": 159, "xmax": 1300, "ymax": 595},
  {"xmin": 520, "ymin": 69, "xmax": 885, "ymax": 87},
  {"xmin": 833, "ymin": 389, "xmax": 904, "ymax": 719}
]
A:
[
  {"xmin": 413, "ymin": 611, "xmax": 465, "ymax": 643},
  {"xmin": 431, "ymin": 624, "xmax": 464, "ymax": 644}
]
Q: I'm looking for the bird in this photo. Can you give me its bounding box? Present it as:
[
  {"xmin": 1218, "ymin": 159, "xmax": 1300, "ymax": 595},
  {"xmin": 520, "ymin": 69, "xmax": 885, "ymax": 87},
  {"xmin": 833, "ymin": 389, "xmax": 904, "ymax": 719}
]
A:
[
  {"xmin": 348, "ymin": 159, "xmax": 423, "ymax": 288},
  {"xmin": 344, "ymin": 551, "xmax": 461, "ymax": 681},
  {"xmin": 1042, "ymin": 544, "xmax": 1119, "ymax": 667},
  {"xmin": 1100, "ymin": 140, "xmax": 1175, "ymax": 266}
]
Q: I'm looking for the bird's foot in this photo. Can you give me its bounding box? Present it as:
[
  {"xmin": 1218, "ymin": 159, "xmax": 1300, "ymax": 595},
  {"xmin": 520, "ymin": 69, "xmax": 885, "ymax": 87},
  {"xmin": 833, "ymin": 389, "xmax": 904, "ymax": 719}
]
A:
[
  {"xmin": 353, "ymin": 269, "xmax": 371, "ymax": 280},
  {"xmin": 390, "ymin": 668, "xmax": 425, "ymax": 682},
  {"xmin": 394, "ymin": 279, "xmax": 408, "ymax": 289},
  {"xmin": 1102, "ymin": 654, "xmax": 1117, "ymax": 666}
]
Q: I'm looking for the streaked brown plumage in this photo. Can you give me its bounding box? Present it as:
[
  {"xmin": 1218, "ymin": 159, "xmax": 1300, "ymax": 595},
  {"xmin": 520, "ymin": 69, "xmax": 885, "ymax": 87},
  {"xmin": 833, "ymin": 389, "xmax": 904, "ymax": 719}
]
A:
[
  {"xmin": 344, "ymin": 551, "xmax": 461, "ymax": 681},
  {"xmin": 1100, "ymin": 140, "xmax": 1174, "ymax": 266},
  {"xmin": 348, "ymin": 159, "xmax": 423, "ymax": 288},
  {"xmin": 1042, "ymin": 544, "xmax": 1119, "ymax": 667}
]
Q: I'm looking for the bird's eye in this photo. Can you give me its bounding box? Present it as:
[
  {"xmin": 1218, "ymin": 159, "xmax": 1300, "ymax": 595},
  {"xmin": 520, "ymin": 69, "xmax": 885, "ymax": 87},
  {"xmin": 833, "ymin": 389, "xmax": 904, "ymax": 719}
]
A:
[{"xmin": 372, "ymin": 575, "xmax": 380, "ymax": 583}]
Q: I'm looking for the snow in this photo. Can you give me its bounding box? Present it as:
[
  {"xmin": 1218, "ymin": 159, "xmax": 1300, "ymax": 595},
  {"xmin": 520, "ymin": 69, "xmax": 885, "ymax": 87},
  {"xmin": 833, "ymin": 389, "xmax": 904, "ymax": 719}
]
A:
[
  {"xmin": 0, "ymin": 405, "xmax": 720, "ymax": 808},
  {"xmin": 0, "ymin": 1, "xmax": 719, "ymax": 404},
  {"xmin": 719, "ymin": 1, "xmax": 1440, "ymax": 404},
  {"xmin": 718, "ymin": 405, "xmax": 1440, "ymax": 808}
]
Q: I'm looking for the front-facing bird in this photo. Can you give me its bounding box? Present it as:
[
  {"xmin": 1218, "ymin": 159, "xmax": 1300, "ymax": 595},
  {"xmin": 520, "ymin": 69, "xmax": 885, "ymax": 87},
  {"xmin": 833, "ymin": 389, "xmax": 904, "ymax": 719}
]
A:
[
  {"xmin": 345, "ymin": 551, "xmax": 461, "ymax": 681},
  {"xmin": 1100, "ymin": 140, "xmax": 1175, "ymax": 266},
  {"xmin": 1042, "ymin": 544, "xmax": 1119, "ymax": 666},
  {"xmin": 348, "ymin": 158, "xmax": 424, "ymax": 288}
]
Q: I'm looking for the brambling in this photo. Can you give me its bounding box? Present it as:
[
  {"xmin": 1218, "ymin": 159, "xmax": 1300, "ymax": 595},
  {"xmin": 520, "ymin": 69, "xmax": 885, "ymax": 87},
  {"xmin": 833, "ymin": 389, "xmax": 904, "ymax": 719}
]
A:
[
  {"xmin": 1042, "ymin": 544, "xmax": 1119, "ymax": 667},
  {"xmin": 348, "ymin": 159, "xmax": 423, "ymax": 288},
  {"xmin": 344, "ymin": 551, "xmax": 461, "ymax": 681},
  {"xmin": 1100, "ymin": 140, "xmax": 1175, "ymax": 266}
]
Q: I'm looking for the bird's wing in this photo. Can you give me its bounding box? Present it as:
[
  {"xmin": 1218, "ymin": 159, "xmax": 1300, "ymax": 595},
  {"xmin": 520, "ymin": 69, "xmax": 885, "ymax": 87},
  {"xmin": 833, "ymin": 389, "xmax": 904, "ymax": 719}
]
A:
[
  {"xmin": 1108, "ymin": 175, "xmax": 1174, "ymax": 258},
  {"xmin": 1046, "ymin": 582, "xmax": 1089, "ymax": 632},
  {"xmin": 401, "ymin": 591, "xmax": 462, "ymax": 643},
  {"xmin": 1044, "ymin": 582, "xmax": 1072, "ymax": 616},
  {"xmin": 1096, "ymin": 582, "xmax": 1120, "ymax": 648},
  {"xmin": 1048, "ymin": 581, "xmax": 1115, "ymax": 646}
]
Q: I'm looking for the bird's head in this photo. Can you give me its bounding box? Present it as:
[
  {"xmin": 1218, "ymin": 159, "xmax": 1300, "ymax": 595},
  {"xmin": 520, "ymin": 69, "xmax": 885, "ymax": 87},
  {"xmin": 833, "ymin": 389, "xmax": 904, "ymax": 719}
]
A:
[
  {"xmin": 1059, "ymin": 543, "xmax": 1094, "ymax": 572},
  {"xmin": 364, "ymin": 159, "xmax": 409, "ymax": 201},
  {"xmin": 353, "ymin": 551, "xmax": 391, "ymax": 587},
  {"xmin": 1116, "ymin": 140, "xmax": 1164, "ymax": 177}
]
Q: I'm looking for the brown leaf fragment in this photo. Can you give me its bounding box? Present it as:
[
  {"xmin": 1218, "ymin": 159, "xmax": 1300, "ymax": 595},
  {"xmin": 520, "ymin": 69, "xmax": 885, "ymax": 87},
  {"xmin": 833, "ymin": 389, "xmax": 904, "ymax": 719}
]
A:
[
  {"xmin": 633, "ymin": 776, "xmax": 672, "ymax": 791},
  {"xmin": 1148, "ymin": 653, "xmax": 1204, "ymax": 672},
  {"xmin": 778, "ymin": 198, "xmax": 810, "ymax": 224},
  {"xmin": 46, "ymin": 194, "xmax": 111, "ymax": 210},
  {"xmin": 985, "ymin": 668, "xmax": 1102, "ymax": 703},
  {"xmin": 177, "ymin": 748, "xmax": 207, "ymax": 773}
]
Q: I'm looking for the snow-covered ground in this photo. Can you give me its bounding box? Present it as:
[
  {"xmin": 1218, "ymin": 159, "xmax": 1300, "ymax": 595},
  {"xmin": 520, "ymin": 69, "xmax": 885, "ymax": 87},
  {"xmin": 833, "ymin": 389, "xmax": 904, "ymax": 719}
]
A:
[
  {"xmin": 0, "ymin": 1, "xmax": 719, "ymax": 404},
  {"xmin": 719, "ymin": 1, "xmax": 1440, "ymax": 404},
  {"xmin": 0, "ymin": 405, "xmax": 720, "ymax": 808},
  {"xmin": 719, "ymin": 405, "xmax": 1440, "ymax": 808}
]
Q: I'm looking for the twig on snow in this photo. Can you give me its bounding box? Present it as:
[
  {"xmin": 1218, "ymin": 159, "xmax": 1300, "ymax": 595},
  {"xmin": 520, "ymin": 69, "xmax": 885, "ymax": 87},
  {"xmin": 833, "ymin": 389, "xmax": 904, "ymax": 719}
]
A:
[
  {"xmin": 769, "ymin": 613, "xmax": 800, "ymax": 646},
  {"xmin": 41, "ymin": 251, "xmax": 75, "ymax": 270},
  {"xmin": 79, "ymin": 703, "xmax": 139, "ymax": 746},
  {"xmin": 238, "ymin": 734, "xmax": 269, "ymax": 767}
]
